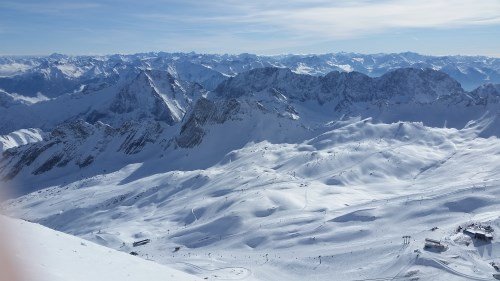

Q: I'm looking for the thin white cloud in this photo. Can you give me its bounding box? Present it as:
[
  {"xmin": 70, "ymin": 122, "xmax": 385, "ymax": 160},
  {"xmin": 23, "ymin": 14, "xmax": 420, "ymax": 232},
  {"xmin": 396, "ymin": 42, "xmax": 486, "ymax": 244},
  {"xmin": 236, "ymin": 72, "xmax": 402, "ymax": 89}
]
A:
[
  {"xmin": 141, "ymin": 0, "xmax": 500, "ymax": 39},
  {"xmin": 273, "ymin": 0, "xmax": 500, "ymax": 38}
]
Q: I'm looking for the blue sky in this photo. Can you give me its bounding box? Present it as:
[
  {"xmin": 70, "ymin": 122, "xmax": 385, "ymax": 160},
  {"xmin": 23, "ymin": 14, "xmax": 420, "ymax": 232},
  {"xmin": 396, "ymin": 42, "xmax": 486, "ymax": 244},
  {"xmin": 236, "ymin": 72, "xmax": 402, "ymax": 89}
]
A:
[{"xmin": 1, "ymin": 0, "xmax": 499, "ymax": 56}]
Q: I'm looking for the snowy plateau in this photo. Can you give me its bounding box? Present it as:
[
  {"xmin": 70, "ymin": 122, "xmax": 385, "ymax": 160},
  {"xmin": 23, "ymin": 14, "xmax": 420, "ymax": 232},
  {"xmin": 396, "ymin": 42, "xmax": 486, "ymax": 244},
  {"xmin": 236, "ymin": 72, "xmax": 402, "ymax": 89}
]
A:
[{"xmin": 0, "ymin": 52, "xmax": 500, "ymax": 281}]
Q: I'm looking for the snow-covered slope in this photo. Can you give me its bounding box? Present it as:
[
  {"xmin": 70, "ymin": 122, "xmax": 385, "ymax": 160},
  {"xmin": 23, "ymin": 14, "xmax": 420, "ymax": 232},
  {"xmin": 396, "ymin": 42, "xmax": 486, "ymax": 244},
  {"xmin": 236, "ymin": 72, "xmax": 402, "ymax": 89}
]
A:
[
  {"xmin": 0, "ymin": 216, "xmax": 202, "ymax": 281},
  {"xmin": 214, "ymin": 67, "xmax": 500, "ymax": 131},
  {"xmin": 0, "ymin": 69, "xmax": 205, "ymax": 134},
  {"xmin": 0, "ymin": 119, "xmax": 174, "ymax": 196},
  {"xmin": 6, "ymin": 65, "xmax": 490, "ymax": 139},
  {"xmin": 0, "ymin": 128, "xmax": 45, "ymax": 152},
  {"xmin": 108, "ymin": 69, "xmax": 204, "ymax": 125},
  {"xmin": 2, "ymin": 67, "xmax": 500, "ymax": 191},
  {"xmin": 3, "ymin": 119, "xmax": 500, "ymax": 281}
]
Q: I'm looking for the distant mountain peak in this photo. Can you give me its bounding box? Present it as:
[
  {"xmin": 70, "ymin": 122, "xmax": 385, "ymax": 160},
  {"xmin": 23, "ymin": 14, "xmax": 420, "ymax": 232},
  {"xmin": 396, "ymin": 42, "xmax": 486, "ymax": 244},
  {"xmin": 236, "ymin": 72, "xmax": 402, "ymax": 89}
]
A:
[{"xmin": 109, "ymin": 68, "xmax": 202, "ymax": 125}]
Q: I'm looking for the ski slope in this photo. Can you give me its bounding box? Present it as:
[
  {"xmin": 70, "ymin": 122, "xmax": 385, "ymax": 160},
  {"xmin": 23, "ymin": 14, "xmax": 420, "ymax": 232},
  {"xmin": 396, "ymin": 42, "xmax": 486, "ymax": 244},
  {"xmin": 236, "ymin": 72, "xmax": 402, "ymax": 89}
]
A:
[{"xmin": 4, "ymin": 119, "xmax": 500, "ymax": 281}]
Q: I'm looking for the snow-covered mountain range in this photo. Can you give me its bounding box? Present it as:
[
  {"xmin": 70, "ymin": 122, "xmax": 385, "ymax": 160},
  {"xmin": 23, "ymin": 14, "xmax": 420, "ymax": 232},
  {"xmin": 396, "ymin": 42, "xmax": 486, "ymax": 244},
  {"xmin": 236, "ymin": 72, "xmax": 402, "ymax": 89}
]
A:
[
  {"xmin": 1, "ymin": 53, "xmax": 500, "ymax": 280},
  {"xmin": 1, "ymin": 52, "xmax": 499, "ymax": 100},
  {"xmin": 2, "ymin": 66, "xmax": 499, "ymax": 190}
]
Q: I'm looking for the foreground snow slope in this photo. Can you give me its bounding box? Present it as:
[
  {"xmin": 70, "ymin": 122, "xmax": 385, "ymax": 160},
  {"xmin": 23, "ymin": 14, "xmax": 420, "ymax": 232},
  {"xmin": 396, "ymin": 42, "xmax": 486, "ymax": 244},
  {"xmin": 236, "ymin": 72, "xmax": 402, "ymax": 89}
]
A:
[{"xmin": 1, "ymin": 216, "xmax": 202, "ymax": 281}]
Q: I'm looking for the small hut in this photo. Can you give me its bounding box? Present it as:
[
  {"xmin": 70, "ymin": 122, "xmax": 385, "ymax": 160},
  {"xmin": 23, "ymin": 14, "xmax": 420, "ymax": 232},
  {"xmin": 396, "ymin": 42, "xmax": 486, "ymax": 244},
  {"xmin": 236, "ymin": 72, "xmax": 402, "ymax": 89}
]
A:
[
  {"xmin": 464, "ymin": 228, "xmax": 493, "ymax": 241},
  {"xmin": 132, "ymin": 239, "xmax": 151, "ymax": 247},
  {"xmin": 424, "ymin": 238, "xmax": 446, "ymax": 251}
]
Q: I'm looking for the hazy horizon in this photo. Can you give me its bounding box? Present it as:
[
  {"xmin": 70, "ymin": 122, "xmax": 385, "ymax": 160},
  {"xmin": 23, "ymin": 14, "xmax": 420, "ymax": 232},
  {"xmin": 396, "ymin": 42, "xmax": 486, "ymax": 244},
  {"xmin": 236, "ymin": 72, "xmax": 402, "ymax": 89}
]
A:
[{"xmin": 1, "ymin": 50, "xmax": 500, "ymax": 59}]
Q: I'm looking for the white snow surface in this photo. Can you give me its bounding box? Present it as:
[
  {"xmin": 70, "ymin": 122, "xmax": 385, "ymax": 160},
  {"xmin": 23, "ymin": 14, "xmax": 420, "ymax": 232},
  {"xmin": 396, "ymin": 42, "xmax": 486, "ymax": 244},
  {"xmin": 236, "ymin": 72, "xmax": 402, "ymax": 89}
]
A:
[
  {"xmin": 0, "ymin": 128, "xmax": 45, "ymax": 152},
  {"xmin": 8, "ymin": 92, "xmax": 51, "ymax": 104},
  {"xmin": 0, "ymin": 216, "xmax": 203, "ymax": 281},
  {"xmin": 3, "ymin": 118, "xmax": 500, "ymax": 281},
  {"xmin": 0, "ymin": 90, "xmax": 50, "ymax": 108},
  {"xmin": 0, "ymin": 63, "xmax": 33, "ymax": 77}
]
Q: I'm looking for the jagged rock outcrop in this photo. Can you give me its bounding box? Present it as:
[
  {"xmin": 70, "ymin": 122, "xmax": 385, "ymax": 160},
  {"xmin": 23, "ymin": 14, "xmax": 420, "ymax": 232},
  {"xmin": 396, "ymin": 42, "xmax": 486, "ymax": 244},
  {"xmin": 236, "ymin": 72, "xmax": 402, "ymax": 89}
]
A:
[
  {"xmin": 0, "ymin": 120, "xmax": 166, "ymax": 181},
  {"xmin": 215, "ymin": 67, "xmax": 469, "ymax": 106},
  {"xmin": 118, "ymin": 121, "xmax": 164, "ymax": 154},
  {"xmin": 176, "ymin": 98, "xmax": 241, "ymax": 148},
  {"xmin": 3, "ymin": 66, "xmax": 500, "ymax": 185},
  {"xmin": 0, "ymin": 69, "xmax": 207, "ymax": 134},
  {"xmin": 470, "ymin": 83, "xmax": 500, "ymax": 105},
  {"xmin": 108, "ymin": 69, "xmax": 204, "ymax": 125},
  {"xmin": 374, "ymin": 68, "xmax": 465, "ymax": 103}
]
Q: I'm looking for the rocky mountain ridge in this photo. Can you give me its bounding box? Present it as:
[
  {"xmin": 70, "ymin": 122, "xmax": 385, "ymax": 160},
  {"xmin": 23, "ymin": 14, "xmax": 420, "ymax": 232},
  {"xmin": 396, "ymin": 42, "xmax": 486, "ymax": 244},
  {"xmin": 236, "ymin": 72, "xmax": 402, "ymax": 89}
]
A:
[
  {"xmin": 1, "ymin": 52, "xmax": 499, "ymax": 101},
  {"xmin": 1, "ymin": 67, "xmax": 500, "ymax": 192}
]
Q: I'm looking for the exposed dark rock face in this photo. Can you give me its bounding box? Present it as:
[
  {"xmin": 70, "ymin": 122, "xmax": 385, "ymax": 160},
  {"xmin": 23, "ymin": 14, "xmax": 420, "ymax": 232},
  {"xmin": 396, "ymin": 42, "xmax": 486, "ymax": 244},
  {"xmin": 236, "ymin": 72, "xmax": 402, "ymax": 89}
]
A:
[
  {"xmin": 33, "ymin": 153, "xmax": 64, "ymax": 175},
  {"xmin": 109, "ymin": 71, "xmax": 180, "ymax": 125},
  {"xmin": 51, "ymin": 120, "xmax": 95, "ymax": 141},
  {"xmin": 176, "ymin": 98, "xmax": 241, "ymax": 148},
  {"xmin": 0, "ymin": 120, "xmax": 167, "ymax": 179},
  {"xmin": 470, "ymin": 84, "xmax": 500, "ymax": 105},
  {"xmin": 215, "ymin": 67, "xmax": 468, "ymax": 105},
  {"xmin": 77, "ymin": 155, "xmax": 94, "ymax": 168},
  {"xmin": 118, "ymin": 121, "xmax": 164, "ymax": 155},
  {"xmin": 374, "ymin": 68, "xmax": 464, "ymax": 103},
  {"xmin": 1, "ymin": 141, "xmax": 59, "ymax": 180}
]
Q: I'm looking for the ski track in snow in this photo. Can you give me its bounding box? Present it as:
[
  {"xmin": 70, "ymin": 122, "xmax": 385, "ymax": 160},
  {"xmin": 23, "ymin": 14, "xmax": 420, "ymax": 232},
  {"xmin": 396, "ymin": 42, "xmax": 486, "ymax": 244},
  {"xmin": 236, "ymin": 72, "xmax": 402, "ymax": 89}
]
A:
[{"xmin": 2, "ymin": 118, "xmax": 500, "ymax": 281}]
